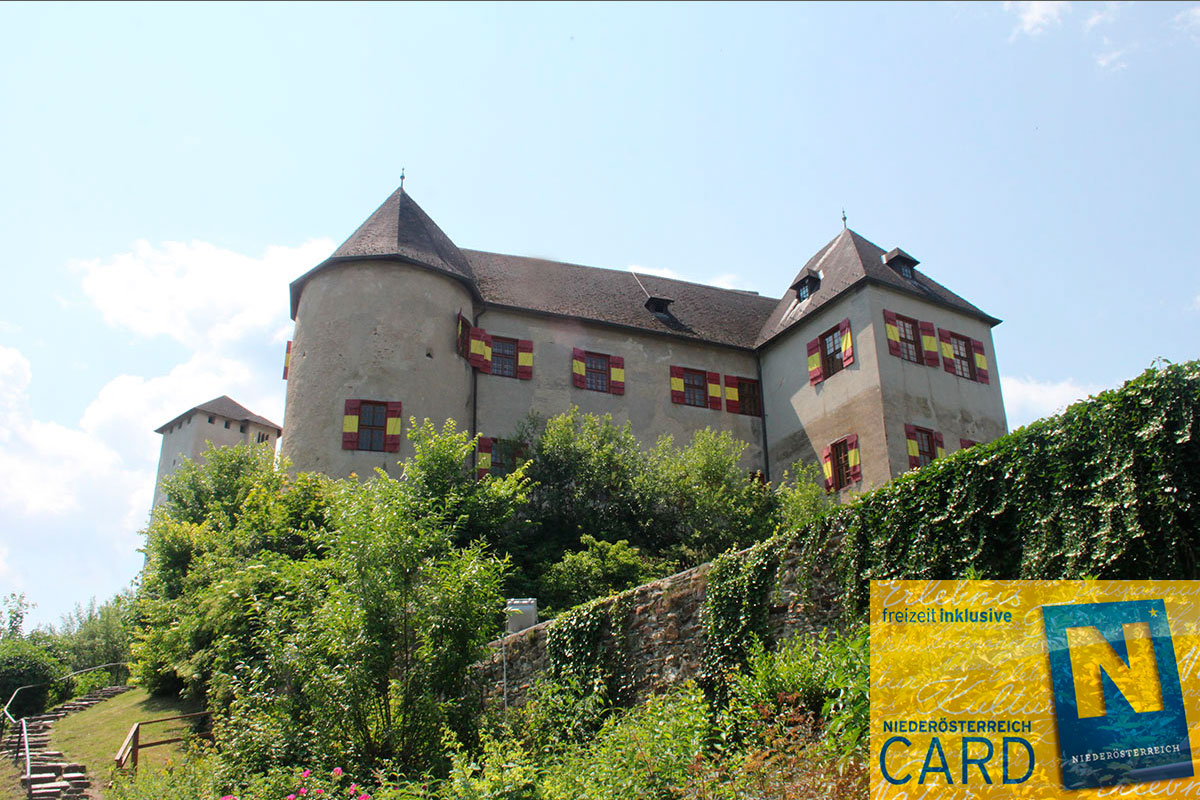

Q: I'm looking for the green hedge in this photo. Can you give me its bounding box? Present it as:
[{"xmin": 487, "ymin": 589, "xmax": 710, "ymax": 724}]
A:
[{"xmin": 797, "ymin": 360, "xmax": 1200, "ymax": 613}]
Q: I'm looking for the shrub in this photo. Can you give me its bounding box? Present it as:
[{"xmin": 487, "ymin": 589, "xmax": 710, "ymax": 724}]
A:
[{"xmin": 0, "ymin": 638, "xmax": 64, "ymax": 720}]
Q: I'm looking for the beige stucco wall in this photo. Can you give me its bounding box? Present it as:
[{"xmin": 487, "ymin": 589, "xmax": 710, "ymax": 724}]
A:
[
  {"xmin": 870, "ymin": 286, "xmax": 1007, "ymax": 477},
  {"xmin": 475, "ymin": 309, "xmax": 765, "ymax": 469},
  {"xmin": 759, "ymin": 284, "xmax": 888, "ymax": 494},
  {"xmin": 280, "ymin": 260, "xmax": 475, "ymax": 478}
]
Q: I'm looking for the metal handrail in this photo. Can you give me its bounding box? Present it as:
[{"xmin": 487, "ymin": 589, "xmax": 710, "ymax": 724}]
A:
[
  {"xmin": 2, "ymin": 661, "xmax": 128, "ymax": 724},
  {"xmin": 114, "ymin": 711, "xmax": 211, "ymax": 770},
  {"xmin": 21, "ymin": 718, "xmax": 30, "ymax": 779}
]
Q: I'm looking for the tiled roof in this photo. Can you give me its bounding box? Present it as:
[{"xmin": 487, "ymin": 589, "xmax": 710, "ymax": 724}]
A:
[
  {"xmin": 290, "ymin": 188, "xmax": 999, "ymax": 350},
  {"xmin": 155, "ymin": 396, "xmax": 281, "ymax": 434},
  {"xmin": 465, "ymin": 249, "xmax": 778, "ymax": 349},
  {"xmin": 756, "ymin": 229, "xmax": 1000, "ymax": 346}
]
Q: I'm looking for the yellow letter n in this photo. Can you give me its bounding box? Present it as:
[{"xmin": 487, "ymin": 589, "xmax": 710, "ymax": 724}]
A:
[{"xmin": 1065, "ymin": 623, "xmax": 1164, "ymax": 718}]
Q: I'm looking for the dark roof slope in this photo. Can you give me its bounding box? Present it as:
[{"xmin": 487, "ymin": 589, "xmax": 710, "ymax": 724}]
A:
[
  {"xmin": 155, "ymin": 396, "xmax": 281, "ymax": 434},
  {"xmin": 290, "ymin": 188, "xmax": 475, "ymax": 317},
  {"xmin": 465, "ymin": 249, "xmax": 778, "ymax": 349},
  {"xmin": 756, "ymin": 228, "xmax": 999, "ymax": 346}
]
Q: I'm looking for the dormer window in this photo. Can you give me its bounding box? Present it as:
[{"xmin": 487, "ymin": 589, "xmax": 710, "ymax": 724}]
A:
[
  {"xmin": 883, "ymin": 248, "xmax": 919, "ymax": 280},
  {"xmin": 794, "ymin": 275, "xmax": 819, "ymax": 301}
]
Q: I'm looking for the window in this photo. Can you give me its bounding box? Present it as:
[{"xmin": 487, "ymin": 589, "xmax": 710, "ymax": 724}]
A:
[
  {"xmin": 725, "ymin": 377, "xmax": 762, "ymax": 416},
  {"xmin": 357, "ymin": 401, "xmax": 388, "ymax": 452},
  {"xmin": 822, "ymin": 434, "xmax": 861, "ymax": 491},
  {"xmin": 585, "ymin": 352, "xmax": 609, "ymax": 392},
  {"xmin": 456, "ymin": 312, "xmax": 471, "ymax": 358},
  {"xmin": 492, "ymin": 336, "xmax": 517, "ymax": 378},
  {"xmin": 960, "ymin": 438, "xmax": 978, "ymax": 450},
  {"xmin": 207, "ymin": 415, "xmax": 214, "ymax": 424},
  {"xmin": 239, "ymin": 422, "xmax": 248, "ymax": 433},
  {"xmin": 820, "ymin": 325, "xmax": 844, "ymax": 378},
  {"xmin": 257, "ymin": 432, "xmax": 271, "ymax": 444},
  {"xmin": 796, "ymin": 282, "xmax": 811, "ymax": 301},
  {"xmin": 683, "ymin": 369, "xmax": 707, "ymax": 407},
  {"xmin": 905, "ymin": 424, "xmax": 943, "ymax": 469},
  {"xmin": 830, "ymin": 439, "xmax": 851, "ymax": 491},
  {"xmin": 895, "ymin": 314, "xmax": 921, "ymax": 364},
  {"xmin": 224, "ymin": 420, "xmax": 230, "ymax": 429},
  {"xmin": 342, "ymin": 399, "xmax": 402, "ymax": 452},
  {"xmin": 950, "ymin": 334, "xmax": 976, "ymax": 381},
  {"xmin": 477, "ymin": 437, "xmax": 525, "ymax": 479}
]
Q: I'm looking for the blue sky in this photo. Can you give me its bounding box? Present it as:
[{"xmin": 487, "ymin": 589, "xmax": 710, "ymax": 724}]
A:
[{"xmin": 1, "ymin": 1, "xmax": 1197, "ymax": 628}]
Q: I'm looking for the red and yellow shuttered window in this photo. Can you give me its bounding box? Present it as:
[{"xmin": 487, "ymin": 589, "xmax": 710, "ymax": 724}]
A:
[
  {"xmin": 960, "ymin": 438, "xmax": 978, "ymax": 450},
  {"xmin": 706, "ymin": 371, "xmax": 721, "ymax": 410},
  {"xmin": 456, "ymin": 312, "xmax": 471, "ymax": 359},
  {"xmin": 342, "ymin": 399, "xmax": 402, "ymax": 453},
  {"xmin": 573, "ymin": 349, "xmax": 624, "ymax": 394},
  {"xmin": 476, "ymin": 437, "xmax": 493, "ymax": 480},
  {"xmin": 821, "ymin": 434, "xmax": 862, "ymax": 492},
  {"xmin": 883, "ymin": 310, "xmax": 940, "ymax": 366},
  {"xmin": 807, "ymin": 318, "xmax": 854, "ymax": 385},
  {"xmin": 904, "ymin": 424, "xmax": 944, "ymax": 469},
  {"xmin": 669, "ymin": 366, "xmax": 719, "ymax": 408},
  {"xmin": 282, "ymin": 340, "xmax": 292, "ymax": 380},
  {"xmin": 724, "ymin": 375, "xmax": 763, "ymax": 416},
  {"xmin": 938, "ymin": 328, "xmax": 991, "ymax": 384}
]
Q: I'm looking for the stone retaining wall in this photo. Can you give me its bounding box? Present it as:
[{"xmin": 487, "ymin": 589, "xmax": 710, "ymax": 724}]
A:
[{"xmin": 474, "ymin": 534, "xmax": 847, "ymax": 709}]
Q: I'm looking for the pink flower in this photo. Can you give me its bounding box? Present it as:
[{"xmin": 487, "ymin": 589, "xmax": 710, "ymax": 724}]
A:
[
  {"xmin": 220, "ymin": 796, "xmax": 237, "ymax": 800},
  {"xmin": 302, "ymin": 770, "xmax": 311, "ymax": 778},
  {"xmin": 349, "ymin": 786, "xmax": 358, "ymax": 795},
  {"xmin": 358, "ymin": 795, "xmax": 370, "ymax": 800},
  {"xmin": 332, "ymin": 768, "xmax": 343, "ymax": 778},
  {"xmin": 288, "ymin": 795, "xmax": 296, "ymax": 800}
]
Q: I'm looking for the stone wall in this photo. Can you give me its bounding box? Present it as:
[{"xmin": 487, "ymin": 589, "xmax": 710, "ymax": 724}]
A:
[{"xmin": 474, "ymin": 534, "xmax": 847, "ymax": 709}]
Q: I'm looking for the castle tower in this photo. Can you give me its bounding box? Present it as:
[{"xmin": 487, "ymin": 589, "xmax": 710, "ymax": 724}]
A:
[
  {"xmin": 152, "ymin": 396, "xmax": 282, "ymax": 508},
  {"xmin": 281, "ymin": 188, "xmax": 477, "ymax": 477}
]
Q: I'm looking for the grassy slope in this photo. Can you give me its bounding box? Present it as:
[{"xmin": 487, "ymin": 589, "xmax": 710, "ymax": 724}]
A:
[
  {"xmin": 0, "ymin": 758, "xmax": 25, "ymax": 800},
  {"xmin": 49, "ymin": 688, "xmax": 203, "ymax": 797}
]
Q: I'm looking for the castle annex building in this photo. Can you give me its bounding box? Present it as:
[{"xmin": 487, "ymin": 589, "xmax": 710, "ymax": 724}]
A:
[
  {"xmin": 280, "ymin": 187, "xmax": 1006, "ymax": 494},
  {"xmin": 153, "ymin": 396, "xmax": 282, "ymax": 508}
]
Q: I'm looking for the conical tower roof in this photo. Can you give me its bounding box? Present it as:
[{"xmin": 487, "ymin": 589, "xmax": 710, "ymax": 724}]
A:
[{"xmin": 290, "ymin": 187, "xmax": 477, "ymax": 318}]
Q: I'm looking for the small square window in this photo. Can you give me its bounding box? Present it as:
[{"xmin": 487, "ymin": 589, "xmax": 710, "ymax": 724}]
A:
[
  {"xmin": 585, "ymin": 353, "xmax": 609, "ymax": 392},
  {"xmin": 208, "ymin": 415, "xmax": 214, "ymax": 424},
  {"xmin": 491, "ymin": 337, "xmax": 517, "ymax": 378},
  {"xmin": 224, "ymin": 420, "xmax": 230, "ymax": 429},
  {"xmin": 820, "ymin": 326, "xmax": 844, "ymax": 378},
  {"xmin": 683, "ymin": 369, "xmax": 707, "ymax": 407}
]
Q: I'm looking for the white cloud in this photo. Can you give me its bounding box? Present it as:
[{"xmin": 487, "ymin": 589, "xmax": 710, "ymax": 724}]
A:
[
  {"xmin": 630, "ymin": 264, "xmax": 755, "ymax": 293},
  {"xmin": 74, "ymin": 238, "xmax": 333, "ymax": 349},
  {"xmin": 630, "ymin": 264, "xmax": 685, "ymax": 281},
  {"xmin": 1005, "ymin": 1, "xmax": 1072, "ymax": 39},
  {"xmin": 1084, "ymin": 1, "xmax": 1126, "ymax": 31},
  {"xmin": 1002, "ymin": 375, "xmax": 1104, "ymax": 428},
  {"xmin": 1177, "ymin": 6, "xmax": 1200, "ymax": 40},
  {"xmin": 1094, "ymin": 43, "xmax": 1130, "ymax": 70}
]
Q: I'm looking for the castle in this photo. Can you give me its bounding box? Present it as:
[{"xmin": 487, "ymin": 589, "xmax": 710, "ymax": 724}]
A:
[{"xmin": 278, "ymin": 187, "xmax": 1006, "ymax": 494}]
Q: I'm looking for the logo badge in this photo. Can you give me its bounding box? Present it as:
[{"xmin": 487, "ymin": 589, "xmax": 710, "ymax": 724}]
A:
[{"xmin": 1043, "ymin": 599, "xmax": 1191, "ymax": 789}]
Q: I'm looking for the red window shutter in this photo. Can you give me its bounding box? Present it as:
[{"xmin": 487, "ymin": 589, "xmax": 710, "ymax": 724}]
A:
[
  {"xmin": 669, "ymin": 365, "xmax": 685, "ymax": 404},
  {"xmin": 882, "ymin": 310, "xmax": 901, "ymax": 357},
  {"xmin": 456, "ymin": 312, "xmax": 470, "ymax": 358},
  {"xmin": 919, "ymin": 321, "xmax": 939, "ymax": 366},
  {"xmin": 517, "ymin": 339, "xmax": 534, "ymax": 380},
  {"xmin": 904, "ymin": 423, "xmax": 920, "ymax": 469},
  {"xmin": 476, "ymin": 437, "xmax": 493, "ymax": 480},
  {"xmin": 933, "ymin": 431, "xmax": 945, "ymax": 460},
  {"xmin": 960, "ymin": 438, "xmax": 977, "ymax": 450},
  {"xmin": 707, "ymin": 371, "xmax": 722, "ymax": 410},
  {"xmin": 609, "ymin": 355, "xmax": 625, "ymax": 395},
  {"xmin": 469, "ymin": 327, "xmax": 488, "ymax": 369},
  {"xmin": 384, "ymin": 401, "xmax": 403, "ymax": 453},
  {"xmin": 282, "ymin": 340, "xmax": 292, "ymax": 380},
  {"xmin": 847, "ymin": 433, "xmax": 862, "ymax": 482},
  {"xmin": 572, "ymin": 348, "xmax": 587, "ymax": 388},
  {"xmin": 480, "ymin": 333, "xmax": 493, "ymax": 374},
  {"xmin": 839, "ymin": 318, "xmax": 854, "ymax": 366},
  {"xmin": 971, "ymin": 339, "xmax": 990, "ymax": 384},
  {"xmin": 938, "ymin": 328, "xmax": 955, "ymax": 374},
  {"xmin": 821, "ymin": 446, "xmax": 833, "ymax": 492},
  {"xmin": 724, "ymin": 374, "xmax": 740, "ymax": 414},
  {"xmin": 342, "ymin": 399, "xmax": 361, "ymax": 450},
  {"xmin": 807, "ymin": 338, "xmax": 823, "ymax": 385}
]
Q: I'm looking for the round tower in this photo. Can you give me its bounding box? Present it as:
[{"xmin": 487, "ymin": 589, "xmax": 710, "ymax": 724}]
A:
[{"xmin": 281, "ymin": 188, "xmax": 478, "ymax": 477}]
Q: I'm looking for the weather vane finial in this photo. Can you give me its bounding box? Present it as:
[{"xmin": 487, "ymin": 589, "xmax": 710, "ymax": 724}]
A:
[
  {"xmin": 842, "ymin": 208, "xmax": 847, "ymax": 229},
  {"xmin": 400, "ymin": 168, "xmax": 406, "ymax": 190}
]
